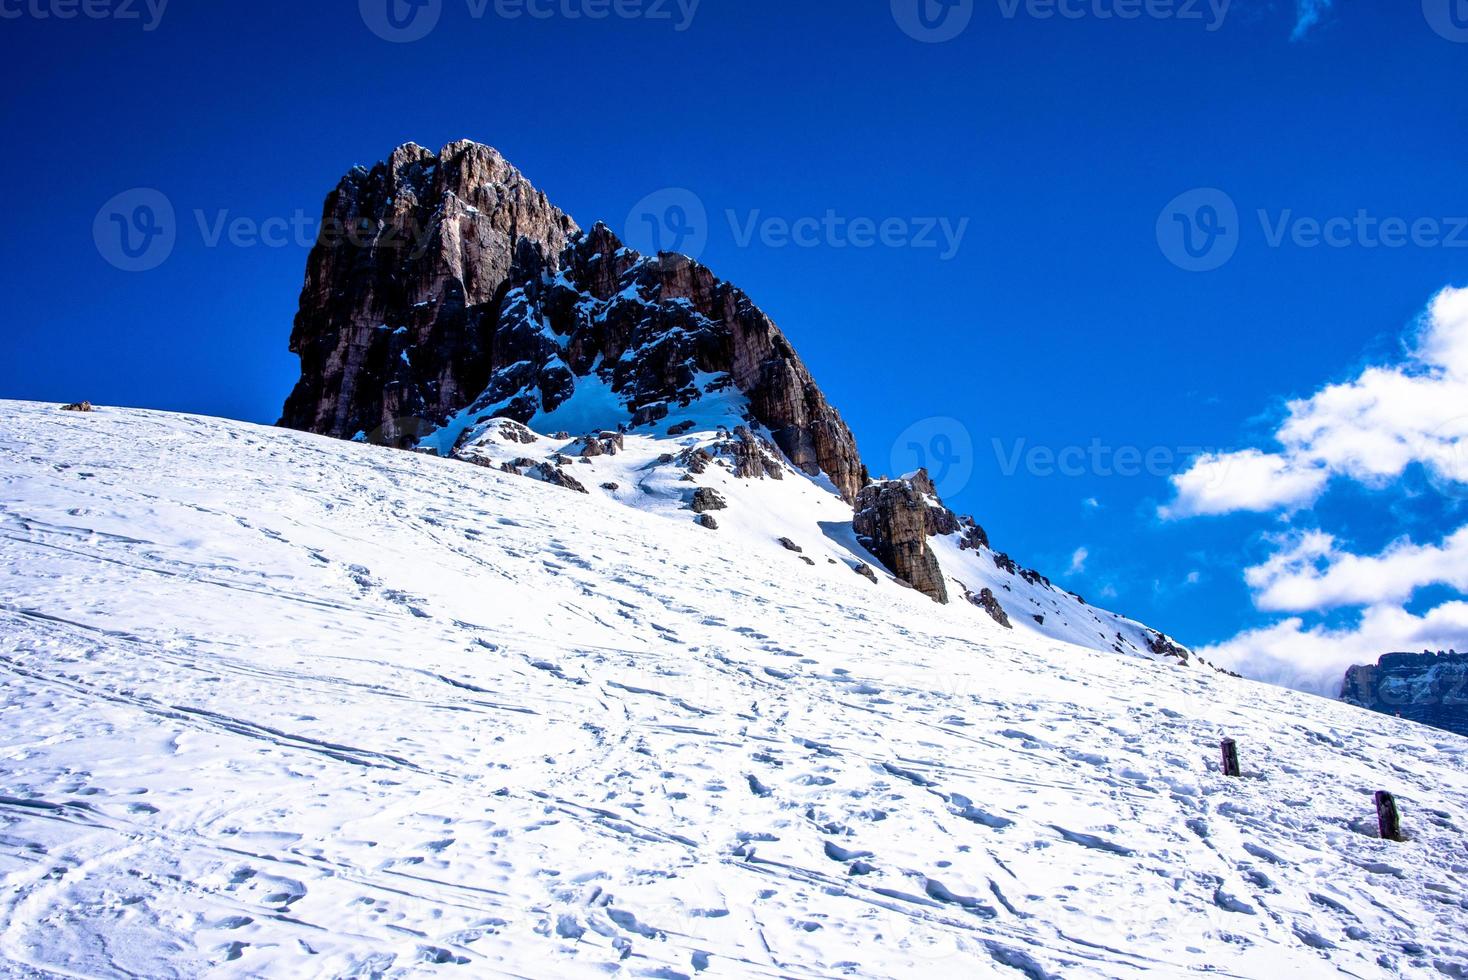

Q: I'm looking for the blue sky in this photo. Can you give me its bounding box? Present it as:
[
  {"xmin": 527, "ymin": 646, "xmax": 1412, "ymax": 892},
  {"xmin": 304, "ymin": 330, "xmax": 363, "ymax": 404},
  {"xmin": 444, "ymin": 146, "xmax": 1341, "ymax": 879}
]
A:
[{"xmin": 2, "ymin": 0, "xmax": 1466, "ymax": 689}]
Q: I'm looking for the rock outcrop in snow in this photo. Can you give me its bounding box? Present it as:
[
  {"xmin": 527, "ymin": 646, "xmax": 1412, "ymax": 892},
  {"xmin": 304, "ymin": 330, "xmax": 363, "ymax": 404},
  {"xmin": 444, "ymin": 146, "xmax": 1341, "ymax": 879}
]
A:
[
  {"xmin": 853, "ymin": 474, "xmax": 950, "ymax": 604},
  {"xmin": 278, "ymin": 140, "xmax": 1194, "ymax": 664},
  {"xmin": 279, "ymin": 141, "xmax": 578, "ymax": 447},
  {"xmin": 280, "ymin": 143, "xmax": 867, "ymax": 503}
]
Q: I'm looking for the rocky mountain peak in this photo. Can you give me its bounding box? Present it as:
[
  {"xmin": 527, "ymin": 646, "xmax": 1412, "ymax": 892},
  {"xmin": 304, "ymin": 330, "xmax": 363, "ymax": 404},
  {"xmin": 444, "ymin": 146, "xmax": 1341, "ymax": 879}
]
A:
[
  {"xmin": 278, "ymin": 140, "xmax": 1195, "ymax": 666},
  {"xmin": 280, "ymin": 143, "xmax": 866, "ymax": 502},
  {"xmin": 279, "ymin": 140, "xmax": 578, "ymax": 446}
]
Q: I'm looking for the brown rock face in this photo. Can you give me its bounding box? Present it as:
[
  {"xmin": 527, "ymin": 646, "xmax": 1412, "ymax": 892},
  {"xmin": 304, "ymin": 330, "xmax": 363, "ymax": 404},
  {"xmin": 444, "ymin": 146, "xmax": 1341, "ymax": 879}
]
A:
[
  {"xmin": 279, "ymin": 141, "xmax": 578, "ymax": 445},
  {"xmin": 967, "ymin": 586, "xmax": 1012, "ymax": 629},
  {"xmin": 853, "ymin": 473, "xmax": 949, "ymax": 604},
  {"xmin": 280, "ymin": 141, "xmax": 867, "ymax": 503}
]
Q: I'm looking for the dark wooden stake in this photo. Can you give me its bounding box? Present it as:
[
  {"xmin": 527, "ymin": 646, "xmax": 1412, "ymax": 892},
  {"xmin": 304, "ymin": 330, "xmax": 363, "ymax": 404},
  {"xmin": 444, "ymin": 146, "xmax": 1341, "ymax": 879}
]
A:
[
  {"xmin": 1375, "ymin": 791, "xmax": 1403, "ymax": 842},
  {"xmin": 1220, "ymin": 738, "xmax": 1241, "ymax": 777}
]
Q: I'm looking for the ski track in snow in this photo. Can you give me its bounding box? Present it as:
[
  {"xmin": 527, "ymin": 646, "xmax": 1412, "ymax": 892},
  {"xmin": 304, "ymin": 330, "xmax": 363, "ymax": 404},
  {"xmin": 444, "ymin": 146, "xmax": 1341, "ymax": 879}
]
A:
[{"xmin": 0, "ymin": 401, "xmax": 1465, "ymax": 978}]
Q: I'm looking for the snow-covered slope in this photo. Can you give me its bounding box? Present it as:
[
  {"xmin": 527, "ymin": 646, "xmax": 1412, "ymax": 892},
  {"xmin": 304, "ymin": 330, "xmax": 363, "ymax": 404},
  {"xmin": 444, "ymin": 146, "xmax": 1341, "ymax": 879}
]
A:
[
  {"xmin": 2, "ymin": 401, "xmax": 1466, "ymax": 979},
  {"xmin": 426, "ymin": 368, "xmax": 1194, "ymax": 669}
]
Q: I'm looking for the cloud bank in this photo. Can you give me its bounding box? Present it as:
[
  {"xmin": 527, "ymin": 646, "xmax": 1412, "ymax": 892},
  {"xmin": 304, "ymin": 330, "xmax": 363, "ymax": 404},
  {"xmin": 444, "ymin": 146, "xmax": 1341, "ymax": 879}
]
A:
[
  {"xmin": 1199, "ymin": 602, "xmax": 1468, "ymax": 697},
  {"xmin": 1164, "ymin": 287, "xmax": 1468, "ymax": 519},
  {"xmin": 1170, "ymin": 287, "xmax": 1468, "ymax": 693}
]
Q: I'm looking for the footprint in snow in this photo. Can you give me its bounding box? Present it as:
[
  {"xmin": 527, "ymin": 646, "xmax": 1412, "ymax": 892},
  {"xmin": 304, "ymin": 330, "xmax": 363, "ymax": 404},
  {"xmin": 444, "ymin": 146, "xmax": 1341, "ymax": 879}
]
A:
[
  {"xmin": 823, "ymin": 841, "xmax": 874, "ymax": 863},
  {"xmin": 1050, "ymin": 825, "xmax": 1134, "ymax": 856}
]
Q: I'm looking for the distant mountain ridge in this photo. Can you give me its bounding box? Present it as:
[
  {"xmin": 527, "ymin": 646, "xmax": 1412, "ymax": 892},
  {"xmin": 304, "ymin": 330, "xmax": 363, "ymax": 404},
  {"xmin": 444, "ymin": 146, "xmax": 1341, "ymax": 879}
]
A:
[
  {"xmin": 1342, "ymin": 651, "xmax": 1468, "ymax": 738},
  {"xmin": 279, "ymin": 139, "xmax": 1198, "ymax": 665}
]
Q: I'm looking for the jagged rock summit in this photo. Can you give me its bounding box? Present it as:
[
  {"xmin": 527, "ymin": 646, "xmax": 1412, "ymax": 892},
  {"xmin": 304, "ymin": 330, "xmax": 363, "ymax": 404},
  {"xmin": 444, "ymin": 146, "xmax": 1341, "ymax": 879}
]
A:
[
  {"xmin": 280, "ymin": 141, "xmax": 578, "ymax": 447},
  {"xmin": 280, "ymin": 140, "xmax": 1195, "ymax": 665},
  {"xmin": 280, "ymin": 140, "xmax": 866, "ymax": 503}
]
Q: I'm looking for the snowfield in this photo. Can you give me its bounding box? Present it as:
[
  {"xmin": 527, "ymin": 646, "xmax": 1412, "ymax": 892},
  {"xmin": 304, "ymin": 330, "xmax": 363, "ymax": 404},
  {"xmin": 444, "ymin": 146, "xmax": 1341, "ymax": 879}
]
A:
[{"xmin": 1, "ymin": 400, "xmax": 1466, "ymax": 979}]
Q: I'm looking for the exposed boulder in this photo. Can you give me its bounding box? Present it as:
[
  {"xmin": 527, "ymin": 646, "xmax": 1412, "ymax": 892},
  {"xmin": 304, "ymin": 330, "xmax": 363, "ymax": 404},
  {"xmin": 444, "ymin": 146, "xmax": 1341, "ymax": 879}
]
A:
[
  {"xmin": 579, "ymin": 432, "xmax": 624, "ymax": 457},
  {"xmin": 490, "ymin": 456, "xmax": 588, "ymax": 495},
  {"xmin": 778, "ymin": 537, "xmax": 803, "ymax": 553},
  {"xmin": 493, "ymin": 419, "xmax": 538, "ymax": 444},
  {"xmin": 60, "ymin": 401, "xmax": 94, "ymax": 413},
  {"xmin": 690, "ymin": 488, "xmax": 727, "ymax": 514},
  {"xmin": 678, "ymin": 447, "xmax": 713, "ymax": 475},
  {"xmin": 631, "ymin": 402, "xmax": 669, "ymax": 427},
  {"xmin": 534, "ymin": 465, "xmax": 589, "ymax": 495},
  {"xmin": 1145, "ymin": 630, "xmax": 1192, "ymax": 664},
  {"xmin": 696, "ymin": 514, "xmax": 719, "ymax": 531},
  {"xmin": 958, "ymin": 521, "xmax": 989, "ymax": 552},
  {"xmin": 852, "ymin": 562, "xmax": 879, "ymax": 584},
  {"xmin": 713, "ymin": 426, "xmax": 785, "ymax": 482},
  {"xmin": 853, "ymin": 473, "xmax": 949, "ymax": 604},
  {"xmin": 971, "ymin": 587, "xmax": 1012, "ymax": 629}
]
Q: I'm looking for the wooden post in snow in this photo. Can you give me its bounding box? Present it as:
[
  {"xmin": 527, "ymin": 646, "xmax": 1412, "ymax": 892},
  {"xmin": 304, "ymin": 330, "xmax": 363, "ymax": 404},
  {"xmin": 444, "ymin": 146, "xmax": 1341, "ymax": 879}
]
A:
[
  {"xmin": 1220, "ymin": 738, "xmax": 1241, "ymax": 778},
  {"xmin": 1375, "ymin": 791, "xmax": 1403, "ymax": 842}
]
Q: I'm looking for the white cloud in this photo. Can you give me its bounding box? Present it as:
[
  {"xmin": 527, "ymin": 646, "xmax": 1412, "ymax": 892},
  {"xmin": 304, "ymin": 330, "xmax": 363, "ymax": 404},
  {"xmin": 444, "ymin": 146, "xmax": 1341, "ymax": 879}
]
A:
[
  {"xmin": 1161, "ymin": 449, "xmax": 1327, "ymax": 518},
  {"xmin": 1083, "ymin": 497, "xmax": 1101, "ymax": 511},
  {"xmin": 1291, "ymin": 0, "xmax": 1333, "ymax": 40},
  {"xmin": 1246, "ymin": 527, "xmax": 1468, "ymax": 612},
  {"xmin": 1199, "ymin": 601, "xmax": 1468, "ymax": 697},
  {"xmin": 1171, "ymin": 287, "xmax": 1468, "ymax": 697},
  {"xmin": 1163, "ymin": 287, "xmax": 1468, "ymax": 519},
  {"xmin": 1069, "ymin": 547, "xmax": 1089, "ymax": 574}
]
